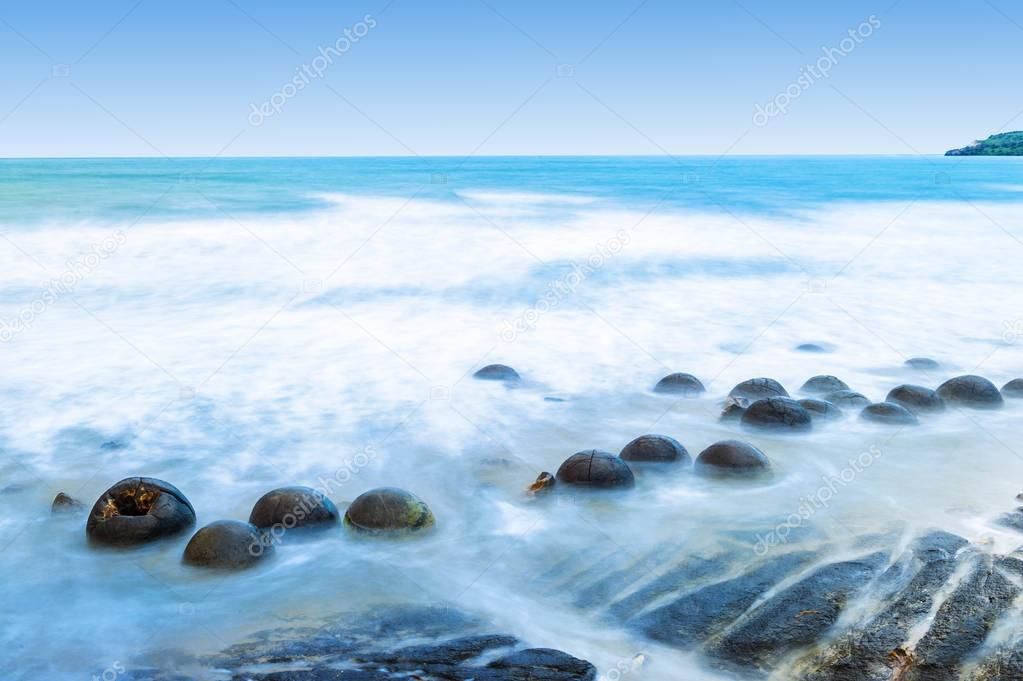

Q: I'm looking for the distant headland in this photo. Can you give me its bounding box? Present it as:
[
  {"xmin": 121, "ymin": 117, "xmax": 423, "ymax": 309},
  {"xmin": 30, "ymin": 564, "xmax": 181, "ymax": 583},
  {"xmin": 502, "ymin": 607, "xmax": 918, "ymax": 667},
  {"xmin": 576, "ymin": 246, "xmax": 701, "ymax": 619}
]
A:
[{"xmin": 945, "ymin": 131, "xmax": 1023, "ymax": 156}]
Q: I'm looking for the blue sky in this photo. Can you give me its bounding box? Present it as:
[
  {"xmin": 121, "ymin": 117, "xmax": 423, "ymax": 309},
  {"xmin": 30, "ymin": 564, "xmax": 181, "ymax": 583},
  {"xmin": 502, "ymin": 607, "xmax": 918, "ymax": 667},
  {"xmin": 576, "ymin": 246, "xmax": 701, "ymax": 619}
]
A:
[{"xmin": 1, "ymin": 0, "xmax": 1021, "ymax": 156}]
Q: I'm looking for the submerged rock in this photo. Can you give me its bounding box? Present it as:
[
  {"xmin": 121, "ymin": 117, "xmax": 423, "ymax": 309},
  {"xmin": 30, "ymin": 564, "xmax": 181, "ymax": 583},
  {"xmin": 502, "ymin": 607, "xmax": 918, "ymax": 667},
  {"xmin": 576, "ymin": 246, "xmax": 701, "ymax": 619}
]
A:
[
  {"xmin": 800, "ymin": 375, "xmax": 849, "ymax": 394},
  {"xmin": 248, "ymin": 485, "xmax": 339, "ymax": 531},
  {"xmin": 183, "ymin": 520, "xmax": 272, "ymax": 569},
  {"xmin": 556, "ymin": 450, "xmax": 635, "ymax": 489},
  {"xmin": 729, "ymin": 377, "xmax": 789, "ymax": 400},
  {"xmin": 619, "ymin": 434, "xmax": 690, "ymax": 464},
  {"xmin": 906, "ymin": 357, "xmax": 940, "ymax": 370},
  {"xmin": 886, "ymin": 384, "xmax": 946, "ymax": 414},
  {"xmin": 795, "ymin": 343, "xmax": 829, "ymax": 353},
  {"xmin": 798, "ymin": 398, "xmax": 842, "ymax": 420},
  {"xmin": 653, "ymin": 372, "xmax": 705, "ymax": 396},
  {"xmin": 825, "ymin": 389, "xmax": 871, "ymax": 409},
  {"xmin": 740, "ymin": 397, "xmax": 812, "ymax": 432},
  {"xmin": 936, "ymin": 375, "xmax": 1004, "ymax": 409},
  {"xmin": 344, "ymin": 487, "xmax": 435, "ymax": 534},
  {"xmin": 1002, "ymin": 378, "xmax": 1023, "ymax": 398},
  {"xmin": 473, "ymin": 364, "xmax": 521, "ymax": 382},
  {"xmin": 51, "ymin": 492, "xmax": 85, "ymax": 513},
  {"xmin": 85, "ymin": 477, "xmax": 195, "ymax": 546},
  {"xmin": 861, "ymin": 402, "xmax": 919, "ymax": 425},
  {"xmin": 694, "ymin": 440, "xmax": 770, "ymax": 476},
  {"xmin": 526, "ymin": 471, "xmax": 556, "ymax": 496}
]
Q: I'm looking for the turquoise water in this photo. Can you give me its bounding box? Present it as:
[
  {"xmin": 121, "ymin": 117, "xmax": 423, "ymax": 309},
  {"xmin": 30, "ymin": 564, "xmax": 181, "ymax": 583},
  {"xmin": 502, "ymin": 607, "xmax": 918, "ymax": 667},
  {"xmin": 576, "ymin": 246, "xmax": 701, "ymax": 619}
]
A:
[
  {"xmin": 3, "ymin": 156, "xmax": 1023, "ymax": 680},
  {"xmin": 2, "ymin": 155, "xmax": 1023, "ymax": 225}
]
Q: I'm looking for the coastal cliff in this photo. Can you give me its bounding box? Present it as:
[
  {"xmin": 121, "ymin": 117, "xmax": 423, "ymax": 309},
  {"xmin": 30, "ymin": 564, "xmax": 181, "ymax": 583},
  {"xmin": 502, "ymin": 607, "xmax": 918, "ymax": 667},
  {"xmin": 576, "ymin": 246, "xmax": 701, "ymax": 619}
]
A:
[{"xmin": 946, "ymin": 131, "xmax": 1023, "ymax": 155}]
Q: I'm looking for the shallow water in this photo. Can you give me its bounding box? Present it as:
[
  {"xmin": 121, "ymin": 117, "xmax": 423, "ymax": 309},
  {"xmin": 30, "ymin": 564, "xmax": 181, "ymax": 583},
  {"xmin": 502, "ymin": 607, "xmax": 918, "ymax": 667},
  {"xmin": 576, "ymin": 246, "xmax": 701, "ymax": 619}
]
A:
[{"xmin": 2, "ymin": 156, "xmax": 1023, "ymax": 679}]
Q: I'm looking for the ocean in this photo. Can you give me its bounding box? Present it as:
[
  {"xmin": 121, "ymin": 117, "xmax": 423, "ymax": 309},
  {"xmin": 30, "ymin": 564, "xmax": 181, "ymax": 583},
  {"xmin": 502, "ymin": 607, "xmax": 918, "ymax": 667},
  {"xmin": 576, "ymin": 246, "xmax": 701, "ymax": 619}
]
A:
[{"xmin": 2, "ymin": 155, "xmax": 1023, "ymax": 679}]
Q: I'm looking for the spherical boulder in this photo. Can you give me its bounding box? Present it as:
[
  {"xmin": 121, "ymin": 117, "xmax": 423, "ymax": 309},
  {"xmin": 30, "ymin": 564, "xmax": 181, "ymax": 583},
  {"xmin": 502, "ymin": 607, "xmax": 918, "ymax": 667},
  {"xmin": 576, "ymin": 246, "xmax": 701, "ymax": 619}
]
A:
[
  {"xmin": 555, "ymin": 450, "xmax": 635, "ymax": 489},
  {"xmin": 825, "ymin": 389, "xmax": 871, "ymax": 409},
  {"xmin": 905, "ymin": 357, "xmax": 940, "ymax": 370},
  {"xmin": 619, "ymin": 435, "xmax": 690, "ymax": 464},
  {"xmin": 653, "ymin": 372, "xmax": 705, "ymax": 396},
  {"xmin": 695, "ymin": 440, "xmax": 770, "ymax": 476},
  {"xmin": 798, "ymin": 398, "xmax": 842, "ymax": 420},
  {"xmin": 183, "ymin": 520, "xmax": 272, "ymax": 569},
  {"xmin": 740, "ymin": 397, "xmax": 812, "ymax": 432},
  {"xmin": 1002, "ymin": 379, "xmax": 1023, "ymax": 398},
  {"xmin": 248, "ymin": 486, "xmax": 339, "ymax": 531},
  {"xmin": 800, "ymin": 375, "xmax": 849, "ymax": 394},
  {"xmin": 86, "ymin": 477, "xmax": 195, "ymax": 546},
  {"xmin": 473, "ymin": 364, "xmax": 520, "ymax": 382},
  {"xmin": 344, "ymin": 487, "xmax": 435, "ymax": 534},
  {"xmin": 886, "ymin": 384, "xmax": 945, "ymax": 414},
  {"xmin": 936, "ymin": 375, "xmax": 1004, "ymax": 409},
  {"xmin": 861, "ymin": 402, "xmax": 918, "ymax": 425},
  {"xmin": 728, "ymin": 378, "xmax": 789, "ymax": 401}
]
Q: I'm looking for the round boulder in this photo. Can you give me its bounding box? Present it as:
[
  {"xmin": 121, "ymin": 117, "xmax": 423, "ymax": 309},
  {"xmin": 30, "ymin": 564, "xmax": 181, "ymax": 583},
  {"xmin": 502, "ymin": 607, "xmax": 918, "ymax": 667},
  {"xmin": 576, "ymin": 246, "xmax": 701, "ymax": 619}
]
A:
[
  {"xmin": 861, "ymin": 402, "xmax": 918, "ymax": 425},
  {"xmin": 936, "ymin": 375, "xmax": 1004, "ymax": 409},
  {"xmin": 825, "ymin": 389, "xmax": 871, "ymax": 409},
  {"xmin": 886, "ymin": 385, "xmax": 945, "ymax": 414},
  {"xmin": 1002, "ymin": 379, "xmax": 1023, "ymax": 399},
  {"xmin": 556, "ymin": 450, "xmax": 635, "ymax": 489},
  {"xmin": 619, "ymin": 435, "xmax": 690, "ymax": 464},
  {"xmin": 86, "ymin": 477, "xmax": 196, "ymax": 546},
  {"xmin": 800, "ymin": 375, "xmax": 849, "ymax": 394},
  {"xmin": 740, "ymin": 397, "xmax": 812, "ymax": 432},
  {"xmin": 695, "ymin": 440, "xmax": 770, "ymax": 477},
  {"xmin": 473, "ymin": 364, "xmax": 520, "ymax": 382},
  {"xmin": 653, "ymin": 372, "xmax": 705, "ymax": 396},
  {"xmin": 798, "ymin": 398, "xmax": 842, "ymax": 420},
  {"xmin": 905, "ymin": 357, "xmax": 940, "ymax": 370},
  {"xmin": 249, "ymin": 486, "xmax": 339, "ymax": 531},
  {"xmin": 344, "ymin": 487, "xmax": 435, "ymax": 534},
  {"xmin": 729, "ymin": 378, "xmax": 789, "ymax": 401},
  {"xmin": 183, "ymin": 520, "xmax": 272, "ymax": 569}
]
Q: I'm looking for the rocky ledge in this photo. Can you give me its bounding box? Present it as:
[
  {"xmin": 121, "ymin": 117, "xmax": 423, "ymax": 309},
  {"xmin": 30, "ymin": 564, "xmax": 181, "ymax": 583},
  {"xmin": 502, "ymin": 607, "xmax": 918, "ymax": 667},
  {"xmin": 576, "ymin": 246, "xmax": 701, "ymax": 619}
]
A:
[{"xmin": 114, "ymin": 605, "xmax": 596, "ymax": 681}]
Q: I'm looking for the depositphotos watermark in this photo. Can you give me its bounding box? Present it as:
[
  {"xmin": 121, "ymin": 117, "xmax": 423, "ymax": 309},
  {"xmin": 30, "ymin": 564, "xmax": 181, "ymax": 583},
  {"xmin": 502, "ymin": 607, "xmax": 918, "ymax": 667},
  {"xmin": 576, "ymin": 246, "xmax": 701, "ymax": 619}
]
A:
[
  {"xmin": 248, "ymin": 15, "xmax": 377, "ymax": 126},
  {"xmin": 500, "ymin": 229, "xmax": 631, "ymax": 342},
  {"xmin": 753, "ymin": 444, "xmax": 883, "ymax": 556},
  {"xmin": 0, "ymin": 230, "xmax": 126, "ymax": 343},
  {"xmin": 753, "ymin": 15, "xmax": 880, "ymax": 127}
]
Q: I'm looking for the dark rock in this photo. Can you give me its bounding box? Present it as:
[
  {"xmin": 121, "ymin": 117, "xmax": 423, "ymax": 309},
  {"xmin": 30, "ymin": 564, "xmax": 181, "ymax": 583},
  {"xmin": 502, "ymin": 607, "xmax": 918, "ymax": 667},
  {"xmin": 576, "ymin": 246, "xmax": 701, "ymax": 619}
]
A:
[
  {"xmin": 905, "ymin": 357, "xmax": 940, "ymax": 370},
  {"xmin": 860, "ymin": 402, "xmax": 919, "ymax": 425},
  {"xmin": 694, "ymin": 440, "xmax": 770, "ymax": 476},
  {"xmin": 1002, "ymin": 378, "xmax": 1023, "ymax": 398},
  {"xmin": 100, "ymin": 440, "xmax": 127, "ymax": 451},
  {"xmin": 795, "ymin": 343, "xmax": 830, "ymax": 353},
  {"xmin": 488, "ymin": 648, "xmax": 596, "ymax": 680},
  {"xmin": 719, "ymin": 396, "xmax": 749, "ymax": 421},
  {"xmin": 543, "ymin": 396, "xmax": 567, "ymax": 403},
  {"xmin": 997, "ymin": 507, "xmax": 1023, "ymax": 533},
  {"xmin": 937, "ymin": 375, "xmax": 1004, "ymax": 409},
  {"xmin": 825, "ymin": 389, "xmax": 871, "ymax": 409},
  {"xmin": 51, "ymin": 491, "xmax": 85, "ymax": 513},
  {"xmin": 473, "ymin": 364, "xmax": 521, "ymax": 382},
  {"xmin": 798, "ymin": 531, "xmax": 967, "ymax": 681},
  {"xmin": 183, "ymin": 520, "xmax": 272, "ymax": 569},
  {"xmin": 343, "ymin": 487, "xmax": 435, "ymax": 534},
  {"xmin": 886, "ymin": 384, "xmax": 946, "ymax": 414},
  {"xmin": 800, "ymin": 375, "xmax": 849, "ymax": 394},
  {"xmin": 555, "ymin": 450, "xmax": 635, "ymax": 489},
  {"xmin": 607, "ymin": 551, "xmax": 739, "ymax": 620},
  {"xmin": 248, "ymin": 486, "xmax": 339, "ymax": 531},
  {"xmin": 376, "ymin": 634, "xmax": 518, "ymax": 665},
  {"xmin": 906, "ymin": 555, "xmax": 1020, "ymax": 680},
  {"xmin": 526, "ymin": 472, "xmax": 555, "ymax": 496},
  {"xmin": 798, "ymin": 398, "xmax": 842, "ymax": 420},
  {"xmin": 729, "ymin": 377, "xmax": 789, "ymax": 400},
  {"xmin": 653, "ymin": 372, "xmax": 705, "ymax": 396},
  {"xmin": 619, "ymin": 434, "xmax": 690, "ymax": 464},
  {"xmin": 740, "ymin": 397, "xmax": 812, "ymax": 431},
  {"xmin": 708, "ymin": 551, "xmax": 888, "ymax": 670},
  {"xmin": 633, "ymin": 550, "xmax": 818, "ymax": 646},
  {"xmin": 86, "ymin": 477, "xmax": 195, "ymax": 546}
]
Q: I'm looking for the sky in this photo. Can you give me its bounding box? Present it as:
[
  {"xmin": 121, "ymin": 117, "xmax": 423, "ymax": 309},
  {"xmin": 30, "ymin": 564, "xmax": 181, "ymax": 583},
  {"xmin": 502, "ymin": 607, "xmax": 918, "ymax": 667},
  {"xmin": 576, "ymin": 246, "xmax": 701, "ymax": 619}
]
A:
[{"xmin": 1, "ymin": 0, "xmax": 1021, "ymax": 157}]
